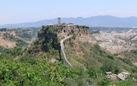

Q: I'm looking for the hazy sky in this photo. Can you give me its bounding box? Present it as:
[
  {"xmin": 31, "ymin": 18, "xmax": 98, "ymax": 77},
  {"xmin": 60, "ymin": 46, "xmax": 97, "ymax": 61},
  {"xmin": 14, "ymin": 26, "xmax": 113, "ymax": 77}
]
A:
[{"xmin": 0, "ymin": 0, "xmax": 137, "ymax": 25}]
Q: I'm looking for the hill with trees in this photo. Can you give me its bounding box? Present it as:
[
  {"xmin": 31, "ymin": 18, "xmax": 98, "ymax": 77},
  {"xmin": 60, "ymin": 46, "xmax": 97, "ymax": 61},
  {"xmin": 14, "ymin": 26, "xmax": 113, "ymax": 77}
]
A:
[{"xmin": 0, "ymin": 25, "xmax": 137, "ymax": 86}]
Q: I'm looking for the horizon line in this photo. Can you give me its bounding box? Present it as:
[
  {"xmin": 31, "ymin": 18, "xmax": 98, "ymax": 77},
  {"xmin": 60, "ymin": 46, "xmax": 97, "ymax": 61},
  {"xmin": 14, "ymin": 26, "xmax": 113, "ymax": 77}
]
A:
[{"xmin": 0, "ymin": 15, "xmax": 137, "ymax": 26}]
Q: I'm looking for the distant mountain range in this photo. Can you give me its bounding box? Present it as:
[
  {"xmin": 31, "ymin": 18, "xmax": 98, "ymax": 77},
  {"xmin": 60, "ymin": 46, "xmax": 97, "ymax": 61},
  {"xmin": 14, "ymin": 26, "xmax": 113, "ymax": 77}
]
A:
[{"xmin": 1, "ymin": 15, "xmax": 137, "ymax": 28}]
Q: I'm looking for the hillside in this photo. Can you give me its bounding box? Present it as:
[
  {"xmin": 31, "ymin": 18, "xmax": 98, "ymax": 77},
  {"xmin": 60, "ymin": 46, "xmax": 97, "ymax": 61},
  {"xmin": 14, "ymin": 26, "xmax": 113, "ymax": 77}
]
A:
[
  {"xmin": 1, "ymin": 16, "xmax": 137, "ymax": 28},
  {"xmin": 1, "ymin": 24, "xmax": 137, "ymax": 85},
  {"xmin": 92, "ymin": 29, "xmax": 137, "ymax": 66},
  {"xmin": 18, "ymin": 24, "xmax": 137, "ymax": 85},
  {"xmin": 93, "ymin": 29, "xmax": 137, "ymax": 54},
  {"xmin": 66, "ymin": 39, "xmax": 137, "ymax": 83},
  {"xmin": 0, "ymin": 28, "xmax": 39, "ymax": 49}
]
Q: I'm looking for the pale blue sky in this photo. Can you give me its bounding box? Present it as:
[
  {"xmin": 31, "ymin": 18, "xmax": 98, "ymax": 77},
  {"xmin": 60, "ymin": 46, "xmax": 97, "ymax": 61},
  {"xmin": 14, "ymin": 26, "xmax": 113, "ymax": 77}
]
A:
[{"xmin": 0, "ymin": 0, "xmax": 137, "ymax": 25}]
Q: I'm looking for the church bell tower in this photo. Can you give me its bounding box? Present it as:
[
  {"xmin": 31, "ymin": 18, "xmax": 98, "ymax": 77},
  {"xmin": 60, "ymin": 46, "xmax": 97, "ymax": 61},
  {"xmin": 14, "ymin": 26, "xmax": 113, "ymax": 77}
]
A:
[{"xmin": 58, "ymin": 17, "xmax": 61, "ymax": 25}]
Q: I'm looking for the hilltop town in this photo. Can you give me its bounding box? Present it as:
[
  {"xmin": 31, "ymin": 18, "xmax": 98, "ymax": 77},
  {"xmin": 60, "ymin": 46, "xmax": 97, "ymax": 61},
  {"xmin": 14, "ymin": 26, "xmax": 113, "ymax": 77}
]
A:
[{"xmin": 46, "ymin": 17, "xmax": 96, "ymax": 43}]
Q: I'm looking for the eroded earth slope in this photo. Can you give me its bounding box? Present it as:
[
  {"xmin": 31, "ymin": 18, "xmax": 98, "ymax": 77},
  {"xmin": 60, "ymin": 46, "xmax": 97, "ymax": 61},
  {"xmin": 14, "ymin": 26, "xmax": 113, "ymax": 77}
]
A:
[{"xmin": 93, "ymin": 29, "xmax": 137, "ymax": 54}]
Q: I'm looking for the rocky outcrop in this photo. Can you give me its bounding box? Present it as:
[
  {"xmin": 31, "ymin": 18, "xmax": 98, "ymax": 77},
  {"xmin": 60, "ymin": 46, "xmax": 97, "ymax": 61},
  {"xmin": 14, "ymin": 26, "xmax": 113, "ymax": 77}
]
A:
[{"xmin": 106, "ymin": 71, "xmax": 130, "ymax": 80}]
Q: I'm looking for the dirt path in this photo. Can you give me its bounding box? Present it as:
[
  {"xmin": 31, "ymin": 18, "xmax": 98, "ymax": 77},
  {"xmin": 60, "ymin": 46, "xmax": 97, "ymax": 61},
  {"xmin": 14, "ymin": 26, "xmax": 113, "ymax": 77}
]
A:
[{"xmin": 60, "ymin": 35, "xmax": 73, "ymax": 67}]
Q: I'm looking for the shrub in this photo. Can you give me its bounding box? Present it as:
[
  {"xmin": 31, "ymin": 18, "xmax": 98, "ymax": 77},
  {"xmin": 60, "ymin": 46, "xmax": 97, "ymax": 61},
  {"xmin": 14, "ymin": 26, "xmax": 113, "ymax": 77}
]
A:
[{"xmin": 120, "ymin": 58, "xmax": 133, "ymax": 66}]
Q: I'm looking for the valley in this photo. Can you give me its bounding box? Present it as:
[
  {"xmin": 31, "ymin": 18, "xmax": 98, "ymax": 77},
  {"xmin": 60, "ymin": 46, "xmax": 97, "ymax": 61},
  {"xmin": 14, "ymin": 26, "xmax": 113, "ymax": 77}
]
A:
[
  {"xmin": 0, "ymin": 28, "xmax": 39, "ymax": 49},
  {"xmin": 93, "ymin": 29, "xmax": 137, "ymax": 54}
]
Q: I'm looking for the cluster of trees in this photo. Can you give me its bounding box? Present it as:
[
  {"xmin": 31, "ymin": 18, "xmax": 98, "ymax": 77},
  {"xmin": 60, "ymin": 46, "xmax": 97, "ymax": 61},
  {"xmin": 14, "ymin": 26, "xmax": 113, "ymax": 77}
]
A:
[
  {"xmin": 76, "ymin": 25, "xmax": 89, "ymax": 29},
  {"xmin": 0, "ymin": 47, "xmax": 23, "ymax": 59},
  {"xmin": 129, "ymin": 50, "xmax": 137, "ymax": 56},
  {"xmin": 29, "ymin": 25, "xmax": 60, "ymax": 54}
]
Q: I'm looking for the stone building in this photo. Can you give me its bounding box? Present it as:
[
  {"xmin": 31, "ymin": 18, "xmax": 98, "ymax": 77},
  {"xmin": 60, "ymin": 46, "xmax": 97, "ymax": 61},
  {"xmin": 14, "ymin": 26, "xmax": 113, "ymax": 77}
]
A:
[{"xmin": 50, "ymin": 17, "xmax": 90, "ymax": 41}]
